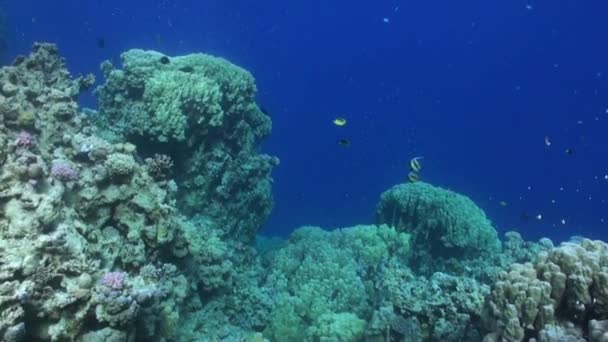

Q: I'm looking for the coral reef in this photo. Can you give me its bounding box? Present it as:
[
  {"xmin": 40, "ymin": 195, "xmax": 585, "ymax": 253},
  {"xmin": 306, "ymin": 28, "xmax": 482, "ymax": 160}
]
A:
[
  {"xmin": 93, "ymin": 49, "xmax": 278, "ymax": 243},
  {"xmin": 0, "ymin": 42, "xmax": 599, "ymax": 342},
  {"xmin": 0, "ymin": 43, "xmax": 266, "ymax": 341}
]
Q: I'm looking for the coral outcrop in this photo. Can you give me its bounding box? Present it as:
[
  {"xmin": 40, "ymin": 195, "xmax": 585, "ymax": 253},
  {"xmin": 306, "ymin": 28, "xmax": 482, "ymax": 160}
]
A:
[
  {"xmin": 377, "ymin": 182, "xmax": 502, "ymax": 272},
  {"xmin": 93, "ymin": 49, "xmax": 278, "ymax": 243},
  {"xmin": 0, "ymin": 43, "xmax": 269, "ymax": 341}
]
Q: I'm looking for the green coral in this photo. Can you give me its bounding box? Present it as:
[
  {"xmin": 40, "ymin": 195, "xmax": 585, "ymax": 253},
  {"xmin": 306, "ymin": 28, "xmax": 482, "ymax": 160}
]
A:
[
  {"xmin": 307, "ymin": 312, "xmax": 366, "ymax": 342},
  {"xmin": 94, "ymin": 48, "xmax": 277, "ymax": 244},
  {"xmin": 377, "ymin": 182, "xmax": 501, "ymax": 268},
  {"xmin": 143, "ymin": 70, "xmax": 222, "ymax": 141},
  {"xmin": 104, "ymin": 153, "xmax": 136, "ymax": 177},
  {"xmin": 263, "ymin": 225, "xmax": 411, "ymax": 341},
  {"xmin": 94, "ymin": 49, "xmax": 256, "ymax": 143}
]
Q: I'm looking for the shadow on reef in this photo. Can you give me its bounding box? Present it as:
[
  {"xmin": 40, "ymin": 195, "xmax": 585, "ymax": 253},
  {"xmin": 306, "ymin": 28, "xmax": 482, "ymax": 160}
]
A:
[{"xmin": 0, "ymin": 43, "xmax": 607, "ymax": 342}]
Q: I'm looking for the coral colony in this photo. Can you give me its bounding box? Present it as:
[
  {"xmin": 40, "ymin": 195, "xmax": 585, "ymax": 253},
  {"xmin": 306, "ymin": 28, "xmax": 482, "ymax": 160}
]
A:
[{"xmin": 0, "ymin": 43, "xmax": 606, "ymax": 341}]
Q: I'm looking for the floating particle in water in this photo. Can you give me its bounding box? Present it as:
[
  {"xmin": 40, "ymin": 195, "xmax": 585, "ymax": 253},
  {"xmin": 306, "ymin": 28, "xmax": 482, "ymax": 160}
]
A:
[
  {"xmin": 544, "ymin": 135, "xmax": 551, "ymax": 147},
  {"xmin": 536, "ymin": 214, "xmax": 543, "ymax": 220},
  {"xmin": 564, "ymin": 148, "xmax": 574, "ymax": 155},
  {"xmin": 526, "ymin": 4, "xmax": 534, "ymax": 10},
  {"xmin": 383, "ymin": 17, "xmax": 390, "ymax": 23}
]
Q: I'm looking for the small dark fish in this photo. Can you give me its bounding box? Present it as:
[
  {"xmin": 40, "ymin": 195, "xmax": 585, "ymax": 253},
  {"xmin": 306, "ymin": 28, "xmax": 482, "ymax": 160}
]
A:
[
  {"xmin": 179, "ymin": 66, "xmax": 194, "ymax": 73},
  {"xmin": 159, "ymin": 56, "xmax": 170, "ymax": 65},
  {"xmin": 338, "ymin": 138, "xmax": 351, "ymax": 147},
  {"xmin": 520, "ymin": 212, "xmax": 532, "ymax": 222},
  {"xmin": 565, "ymin": 148, "xmax": 574, "ymax": 155},
  {"xmin": 96, "ymin": 37, "xmax": 106, "ymax": 48}
]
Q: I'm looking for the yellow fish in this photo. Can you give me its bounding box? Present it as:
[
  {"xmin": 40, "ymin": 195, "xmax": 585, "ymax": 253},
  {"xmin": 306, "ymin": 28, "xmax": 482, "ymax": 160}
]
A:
[
  {"xmin": 408, "ymin": 171, "xmax": 421, "ymax": 183},
  {"xmin": 333, "ymin": 118, "xmax": 347, "ymax": 127},
  {"xmin": 409, "ymin": 156, "xmax": 423, "ymax": 173}
]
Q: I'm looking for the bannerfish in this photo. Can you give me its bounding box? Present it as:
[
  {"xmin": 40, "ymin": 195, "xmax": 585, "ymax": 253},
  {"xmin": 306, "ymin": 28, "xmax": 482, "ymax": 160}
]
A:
[
  {"xmin": 409, "ymin": 156, "xmax": 423, "ymax": 173},
  {"xmin": 408, "ymin": 171, "xmax": 421, "ymax": 183}
]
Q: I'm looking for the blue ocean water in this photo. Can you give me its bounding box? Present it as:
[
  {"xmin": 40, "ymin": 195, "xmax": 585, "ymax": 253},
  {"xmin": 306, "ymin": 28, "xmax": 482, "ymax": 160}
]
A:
[{"xmin": 4, "ymin": 0, "xmax": 607, "ymax": 243}]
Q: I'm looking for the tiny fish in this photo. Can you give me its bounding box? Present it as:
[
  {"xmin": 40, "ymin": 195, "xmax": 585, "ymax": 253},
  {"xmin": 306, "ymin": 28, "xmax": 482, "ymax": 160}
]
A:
[
  {"xmin": 159, "ymin": 56, "xmax": 170, "ymax": 64},
  {"xmin": 338, "ymin": 138, "xmax": 351, "ymax": 147},
  {"xmin": 333, "ymin": 118, "xmax": 347, "ymax": 127},
  {"xmin": 96, "ymin": 36, "xmax": 106, "ymax": 48},
  {"xmin": 409, "ymin": 156, "xmax": 423, "ymax": 173},
  {"xmin": 408, "ymin": 171, "xmax": 421, "ymax": 183}
]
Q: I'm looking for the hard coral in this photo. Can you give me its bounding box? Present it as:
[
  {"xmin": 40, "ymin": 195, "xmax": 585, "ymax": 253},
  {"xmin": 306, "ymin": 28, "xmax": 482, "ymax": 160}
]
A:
[
  {"xmin": 377, "ymin": 182, "xmax": 501, "ymax": 268},
  {"xmin": 101, "ymin": 271, "xmax": 127, "ymax": 290},
  {"xmin": 482, "ymin": 239, "xmax": 608, "ymax": 341},
  {"xmin": 50, "ymin": 161, "xmax": 78, "ymax": 181}
]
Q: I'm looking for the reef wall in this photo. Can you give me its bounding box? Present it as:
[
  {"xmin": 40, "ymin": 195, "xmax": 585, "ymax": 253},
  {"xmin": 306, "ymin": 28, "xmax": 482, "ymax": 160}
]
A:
[{"xmin": 0, "ymin": 43, "xmax": 270, "ymax": 341}]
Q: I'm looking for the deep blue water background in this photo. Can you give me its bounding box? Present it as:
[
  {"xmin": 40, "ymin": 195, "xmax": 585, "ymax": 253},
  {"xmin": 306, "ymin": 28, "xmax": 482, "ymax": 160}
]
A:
[{"xmin": 2, "ymin": 0, "xmax": 608, "ymax": 243}]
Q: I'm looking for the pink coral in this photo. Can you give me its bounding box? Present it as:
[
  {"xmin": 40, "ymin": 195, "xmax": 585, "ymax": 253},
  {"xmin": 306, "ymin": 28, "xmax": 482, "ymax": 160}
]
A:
[
  {"xmin": 50, "ymin": 161, "xmax": 78, "ymax": 181},
  {"xmin": 101, "ymin": 271, "xmax": 127, "ymax": 290},
  {"xmin": 15, "ymin": 131, "xmax": 35, "ymax": 149}
]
